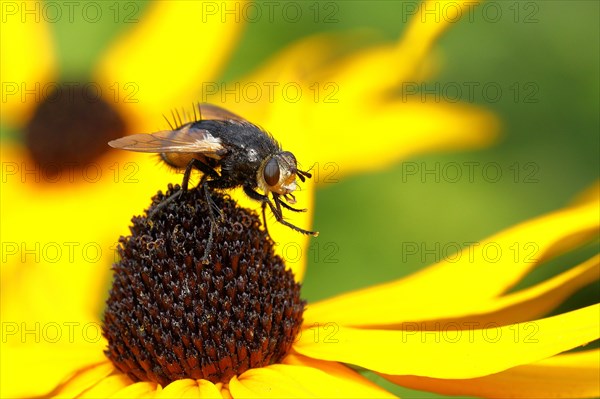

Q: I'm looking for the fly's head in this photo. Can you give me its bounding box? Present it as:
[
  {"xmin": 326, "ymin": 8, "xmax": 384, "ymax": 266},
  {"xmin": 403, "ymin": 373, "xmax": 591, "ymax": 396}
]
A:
[{"xmin": 258, "ymin": 151, "xmax": 312, "ymax": 204}]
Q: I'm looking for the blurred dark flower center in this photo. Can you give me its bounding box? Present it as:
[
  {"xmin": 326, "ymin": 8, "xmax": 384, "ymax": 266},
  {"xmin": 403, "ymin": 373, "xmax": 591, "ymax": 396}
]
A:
[
  {"xmin": 103, "ymin": 185, "xmax": 305, "ymax": 385},
  {"xmin": 25, "ymin": 83, "xmax": 126, "ymax": 175}
]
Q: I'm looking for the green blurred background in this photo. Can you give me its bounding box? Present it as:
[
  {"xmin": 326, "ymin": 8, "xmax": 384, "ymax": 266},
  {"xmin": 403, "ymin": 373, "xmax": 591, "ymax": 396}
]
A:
[{"xmin": 2, "ymin": 1, "xmax": 598, "ymax": 397}]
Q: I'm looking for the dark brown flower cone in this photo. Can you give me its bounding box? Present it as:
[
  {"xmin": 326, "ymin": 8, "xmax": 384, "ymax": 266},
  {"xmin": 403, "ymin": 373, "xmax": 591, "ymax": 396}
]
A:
[{"xmin": 103, "ymin": 184, "xmax": 305, "ymax": 385}]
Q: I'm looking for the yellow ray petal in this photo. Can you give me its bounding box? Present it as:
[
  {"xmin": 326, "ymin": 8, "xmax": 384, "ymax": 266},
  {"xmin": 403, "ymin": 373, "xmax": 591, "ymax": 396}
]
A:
[
  {"xmin": 229, "ymin": 354, "xmax": 395, "ymax": 398},
  {"xmin": 217, "ymin": 383, "xmax": 231, "ymax": 399},
  {"xmin": 93, "ymin": 1, "xmax": 245, "ymax": 131},
  {"xmin": 329, "ymin": 1, "xmax": 484, "ymax": 101},
  {"xmin": 244, "ymin": 30, "xmax": 373, "ymax": 84},
  {"xmin": 400, "ymin": 200, "xmax": 599, "ymax": 299},
  {"xmin": 110, "ymin": 382, "xmax": 159, "ymax": 399},
  {"xmin": 78, "ymin": 374, "xmax": 135, "ymax": 399},
  {"xmin": 295, "ymin": 305, "xmax": 600, "ymax": 379},
  {"xmin": 229, "ymin": 368, "xmax": 313, "ymax": 397},
  {"xmin": 0, "ymin": 341, "xmax": 107, "ymax": 398},
  {"xmin": 418, "ymin": 254, "xmax": 599, "ymax": 328},
  {"xmin": 198, "ymin": 380, "xmax": 228, "ymax": 399},
  {"xmin": 305, "ymin": 200, "xmax": 599, "ymax": 327},
  {"xmin": 155, "ymin": 379, "xmax": 223, "ymax": 399},
  {"xmin": 0, "ymin": 144, "xmax": 187, "ymax": 319},
  {"xmin": 281, "ymin": 100, "xmax": 500, "ymax": 180},
  {"xmin": 326, "ymin": 254, "xmax": 599, "ymax": 330},
  {"xmin": 233, "ymin": 0, "xmax": 481, "ymax": 115},
  {"xmin": 52, "ymin": 362, "xmax": 115, "ymax": 398},
  {"xmin": 282, "ymin": 353, "xmax": 397, "ymax": 398},
  {"xmin": 382, "ymin": 350, "xmax": 600, "ymax": 399},
  {"xmin": 394, "ymin": 0, "xmax": 480, "ymax": 80},
  {"xmin": 155, "ymin": 380, "xmax": 197, "ymax": 399},
  {"xmin": 0, "ymin": 0, "xmax": 57, "ymax": 126},
  {"xmin": 1, "ymin": 259, "xmax": 96, "ymax": 325},
  {"xmin": 219, "ymin": 31, "xmax": 367, "ymax": 120}
]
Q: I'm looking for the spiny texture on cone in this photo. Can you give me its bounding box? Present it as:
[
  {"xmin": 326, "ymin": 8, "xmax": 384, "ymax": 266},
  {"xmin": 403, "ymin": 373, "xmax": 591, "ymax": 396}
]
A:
[{"xmin": 103, "ymin": 184, "xmax": 305, "ymax": 385}]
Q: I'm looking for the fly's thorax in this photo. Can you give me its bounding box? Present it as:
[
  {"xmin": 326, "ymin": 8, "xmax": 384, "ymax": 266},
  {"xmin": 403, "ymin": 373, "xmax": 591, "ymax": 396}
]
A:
[{"xmin": 257, "ymin": 151, "xmax": 298, "ymax": 195}]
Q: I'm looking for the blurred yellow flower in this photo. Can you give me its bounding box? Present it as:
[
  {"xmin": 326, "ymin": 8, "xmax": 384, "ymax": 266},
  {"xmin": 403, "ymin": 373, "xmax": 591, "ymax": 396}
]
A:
[{"xmin": 1, "ymin": 1, "xmax": 245, "ymax": 320}]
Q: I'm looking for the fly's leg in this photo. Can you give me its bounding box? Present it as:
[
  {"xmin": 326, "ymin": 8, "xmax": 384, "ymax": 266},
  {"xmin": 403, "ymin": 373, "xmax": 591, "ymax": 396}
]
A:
[
  {"xmin": 149, "ymin": 158, "xmax": 219, "ymax": 218},
  {"xmin": 277, "ymin": 198, "xmax": 307, "ymax": 213},
  {"xmin": 261, "ymin": 202, "xmax": 271, "ymax": 238},
  {"xmin": 243, "ymin": 186, "xmax": 319, "ymax": 237},
  {"xmin": 199, "ymin": 175, "xmax": 219, "ymax": 264}
]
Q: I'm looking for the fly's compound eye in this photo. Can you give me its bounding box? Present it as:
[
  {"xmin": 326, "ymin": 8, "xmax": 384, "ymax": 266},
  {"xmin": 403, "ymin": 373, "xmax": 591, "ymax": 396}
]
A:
[{"xmin": 264, "ymin": 157, "xmax": 280, "ymax": 187}]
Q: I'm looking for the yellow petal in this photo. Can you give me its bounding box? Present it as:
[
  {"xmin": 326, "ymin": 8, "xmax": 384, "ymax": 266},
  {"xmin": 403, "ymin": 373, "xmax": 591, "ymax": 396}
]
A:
[
  {"xmin": 240, "ymin": 31, "xmax": 371, "ymax": 85},
  {"xmin": 198, "ymin": 380, "xmax": 228, "ymax": 399},
  {"xmin": 330, "ymin": 1, "xmax": 485, "ymax": 100},
  {"xmin": 407, "ymin": 200, "xmax": 599, "ymax": 300},
  {"xmin": 295, "ymin": 305, "xmax": 600, "ymax": 379},
  {"xmin": 305, "ymin": 199, "xmax": 599, "ymax": 327},
  {"xmin": 229, "ymin": 368, "xmax": 313, "ymax": 397},
  {"xmin": 286, "ymin": 100, "xmax": 500, "ymax": 180},
  {"xmin": 0, "ymin": 144, "xmax": 185, "ymax": 319},
  {"xmin": 52, "ymin": 362, "xmax": 116, "ymax": 398},
  {"xmin": 229, "ymin": 354, "xmax": 395, "ymax": 398},
  {"xmin": 0, "ymin": 341, "xmax": 107, "ymax": 398},
  {"xmin": 382, "ymin": 350, "xmax": 600, "ymax": 398},
  {"xmin": 0, "ymin": 0, "xmax": 57, "ymax": 126},
  {"xmin": 422, "ymin": 254, "xmax": 599, "ymax": 328},
  {"xmin": 155, "ymin": 380, "xmax": 197, "ymax": 398},
  {"xmin": 282, "ymin": 353, "xmax": 397, "ymax": 398},
  {"xmin": 1, "ymin": 259, "xmax": 95, "ymax": 324},
  {"xmin": 110, "ymin": 382, "xmax": 159, "ymax": 399},
  {"xmin": 332, "ymin": 254, "xmax": 599, "ymax": 330},
  {"xmin": 394, "ymin": 0, "xmax": 481, "ymax": 81},
  {"xmin": 217, "ymin": 383, "xmax": 231, "ymax": 399},
  {"xmin": 233, "ymin": 1, "xmax": 481, "ymax": 113},
  {"xmin": 156, "ymin": 379, "xmax": 223, "ymax": 399},
  {"xmin": 94, "ymin": 1, "xmax": 245, "ymax": 131},
  {"xmin": 78, "ymin": 374, "xmax": 135, "ymax": 399},
  {"xmin": 226, "ymin": 30, "xmax": 376, "ymax": 122}
]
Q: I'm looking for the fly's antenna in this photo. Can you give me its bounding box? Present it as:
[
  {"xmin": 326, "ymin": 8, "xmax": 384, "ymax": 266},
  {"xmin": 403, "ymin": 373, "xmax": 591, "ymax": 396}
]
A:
[{"xmin": 296, "ymin": 163, "xmax": 315, "ymax": 182}]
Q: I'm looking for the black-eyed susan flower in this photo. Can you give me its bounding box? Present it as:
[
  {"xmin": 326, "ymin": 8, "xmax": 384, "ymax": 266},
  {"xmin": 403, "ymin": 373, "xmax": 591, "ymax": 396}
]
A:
[
  {"xmin": 3, "ymin": 183, "xmax": 597, "ymax": 398},
  {"xmin": 2, "ymin": 0, "xmax": 506, "ymax": 396}
]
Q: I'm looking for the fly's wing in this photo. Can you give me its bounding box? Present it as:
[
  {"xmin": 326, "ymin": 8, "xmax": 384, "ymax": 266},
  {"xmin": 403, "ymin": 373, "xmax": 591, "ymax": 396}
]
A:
[
  {"xmin": 199, "ymin": 103, "xmax": 248, "ymax": 123},
  {"xmin": 108, "ymin": 124, "xmax": 225, "ymax": 157}
]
